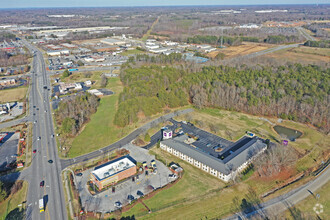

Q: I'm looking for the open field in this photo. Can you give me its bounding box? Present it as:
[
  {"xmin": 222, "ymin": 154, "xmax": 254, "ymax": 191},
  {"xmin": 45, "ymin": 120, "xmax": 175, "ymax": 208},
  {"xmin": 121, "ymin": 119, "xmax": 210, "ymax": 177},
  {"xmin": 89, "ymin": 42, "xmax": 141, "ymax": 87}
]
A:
[
  {"xmin": 284, "ymin": 179, "xmax": 330, "ymax": 219},
  {"xmin": 0, "ymin": 181, "xmax": 28, "ymax": 219},
  {"xmin": 120, "ymin": 49, "xmax": 146, "ymax": 56},
  {"xmin": 67, "ymin": 76, "xmax": 123, "ymax": 157},
  {"xmin": 220, "ymin": 42, "xmax": 275, "ymax": 58},
  {"xmin": 53, "ymin": 70, "xmax": 110, "ymax": 89},
  {"xmin": 67, "ymin": 77, "xmax": 188, "ymax": 158},
  {"xmin": 262, "ymin": 46, "xmax": 330, "ymax": 64},
  {"xmin": 206, "ymin": 50, "xmax": 220, "ymax": 59},
  {"xmin": 0, "ymin": 86, "xmax": 28, "ymax": 103}
]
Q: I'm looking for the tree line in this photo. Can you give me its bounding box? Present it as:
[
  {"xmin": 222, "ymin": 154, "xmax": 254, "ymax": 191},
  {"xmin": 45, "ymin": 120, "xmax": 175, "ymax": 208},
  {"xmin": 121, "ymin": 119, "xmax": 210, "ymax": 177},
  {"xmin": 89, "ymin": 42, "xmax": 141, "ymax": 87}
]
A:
[
  {"xmin": 55, "ymin": 93, "xmax": 99, "ymax": 136},
  {"xmin": 114, "ymin": 64, "xmax": 329, "ymax": 133},
  {"xmin": 183, "ymin": 64, "xmax": 329, "ymax": 133},
  {"xmin": 304, "ymin": 40, "xmax": 330, "ymax": 48},
  {"xmin": 114, "ymin": 66, "xmax": 187, "ymax": 127},
  {"xmin": 186, "ymin": 34, "xmax": 300, "ymax": 46}
]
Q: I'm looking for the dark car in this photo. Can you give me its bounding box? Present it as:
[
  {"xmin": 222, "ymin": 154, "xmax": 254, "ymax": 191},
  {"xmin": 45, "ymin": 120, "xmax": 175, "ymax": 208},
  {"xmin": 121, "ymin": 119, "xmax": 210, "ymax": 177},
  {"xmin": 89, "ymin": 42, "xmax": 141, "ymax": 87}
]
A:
[
  {"xmin": 48, "ymin": 160, "xmax": 53, "ymax": 163},
  {"xmin": 40, "ymin": 180, "xmax": 44, "ymax": 187},
  {"xmin": 114, "ymin": 201, "xmax": 122, "ymax": 208},
  {"xmin": 137, "ymin": 190, "xmax": 144, "ymax": 197},
  {"xmin": 112, "ymin": 187, "xmax": 115, "ymax": 193},
  {"xmin": 76, "ymin": 173, "xmax": 83, "ymax": 177},
  {"xmin": 33, "ymin": 149, "xmax": 37, "ymax": 153},
  {"xmin": 127, "ymin": 195, "xmax": 135, "ymax": 201}
]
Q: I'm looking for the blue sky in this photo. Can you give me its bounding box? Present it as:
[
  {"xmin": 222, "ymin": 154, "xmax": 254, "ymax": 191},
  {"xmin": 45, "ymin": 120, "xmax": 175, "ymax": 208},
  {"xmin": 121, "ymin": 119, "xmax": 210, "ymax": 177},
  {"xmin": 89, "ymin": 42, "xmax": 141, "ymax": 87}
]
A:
[{"xmin": 0, "ymin": 0, "xmax": 328, "ymax": 8}]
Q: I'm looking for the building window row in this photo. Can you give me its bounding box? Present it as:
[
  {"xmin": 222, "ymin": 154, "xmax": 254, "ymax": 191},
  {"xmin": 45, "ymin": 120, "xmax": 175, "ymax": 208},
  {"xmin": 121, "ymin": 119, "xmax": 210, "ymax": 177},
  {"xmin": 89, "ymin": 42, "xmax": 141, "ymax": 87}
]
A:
[{"xmin": 162, "ymin": 144, "xmax": 232, "ymax": 181}]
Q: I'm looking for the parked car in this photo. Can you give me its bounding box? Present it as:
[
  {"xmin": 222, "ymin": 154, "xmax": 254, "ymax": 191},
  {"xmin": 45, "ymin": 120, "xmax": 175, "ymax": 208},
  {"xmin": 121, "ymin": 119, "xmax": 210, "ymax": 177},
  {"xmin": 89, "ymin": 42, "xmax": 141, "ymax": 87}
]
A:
[
  {"xmin": 76, "ymin": 173, "xmax": 83, "ymax": 177},
  {"xmin": 127, "ymin": 195, "xmax": 135, "ymax": 202},
  {"xmin": 114, "ymin": 201, "xmax": 122, "ymax": 208},
  {"xmin": 137, "ymin": 190, "xmax": 144, "ymax": 197}
]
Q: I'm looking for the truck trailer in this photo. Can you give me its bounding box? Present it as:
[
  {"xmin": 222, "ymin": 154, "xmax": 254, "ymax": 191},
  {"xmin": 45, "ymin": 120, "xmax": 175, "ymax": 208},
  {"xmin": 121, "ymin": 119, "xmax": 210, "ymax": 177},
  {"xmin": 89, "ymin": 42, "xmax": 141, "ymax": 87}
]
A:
[{"xmin": 39, "ymin": 198, "xmax": 44, "ymax": 212}]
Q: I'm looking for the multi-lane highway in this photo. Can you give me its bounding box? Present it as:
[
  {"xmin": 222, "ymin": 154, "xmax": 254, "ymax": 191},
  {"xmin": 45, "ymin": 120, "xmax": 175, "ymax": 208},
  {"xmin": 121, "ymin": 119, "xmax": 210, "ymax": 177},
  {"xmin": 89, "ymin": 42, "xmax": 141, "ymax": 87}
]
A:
[{"xmin": 22, "ymin": 40, "xmax": 67, "ymax": 220}]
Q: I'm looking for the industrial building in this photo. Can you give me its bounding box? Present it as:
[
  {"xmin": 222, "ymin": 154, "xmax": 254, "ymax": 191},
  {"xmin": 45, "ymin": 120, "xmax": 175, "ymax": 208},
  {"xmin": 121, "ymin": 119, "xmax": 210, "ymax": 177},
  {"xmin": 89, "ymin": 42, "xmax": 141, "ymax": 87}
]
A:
[
  {"xmin": 90, "ymin": 155, "xmax": 136, "ymax": 190},
  {"xmin": 100, "ymin": 38, "xmax": 126, "ymax": 46},
  {"xmin": 160, "ymin": 128, "xmax": 267, "ymax": 182},
  {"xmin": 46, "ymin": 50, "xmax": 69, "ymax": 56}
]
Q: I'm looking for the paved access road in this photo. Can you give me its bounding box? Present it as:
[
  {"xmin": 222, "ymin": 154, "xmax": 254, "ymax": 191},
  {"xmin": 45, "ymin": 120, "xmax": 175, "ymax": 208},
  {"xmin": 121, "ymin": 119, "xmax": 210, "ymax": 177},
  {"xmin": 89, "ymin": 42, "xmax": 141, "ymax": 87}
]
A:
[
  {"xmin": 60, "ymin": 108, "xmax": 193, "ymax": 169},
  {"xmin": 22, "ymin": 40, "xmax": 67, "ymax": 220},
  {"xmin": 296, "ymin": 27, "xmax": 316, "ymax": 41},
  {"xmin": 225, "ymin": 166, "xmax": 329, "ymax": 219}
]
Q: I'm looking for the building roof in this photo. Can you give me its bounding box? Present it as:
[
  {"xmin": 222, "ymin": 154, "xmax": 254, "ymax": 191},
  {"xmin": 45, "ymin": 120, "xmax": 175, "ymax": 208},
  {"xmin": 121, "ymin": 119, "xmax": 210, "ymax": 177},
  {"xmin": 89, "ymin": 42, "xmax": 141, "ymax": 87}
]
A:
[
  {"xmin": 101, "ymin": 38, "xmax": 126, "ymax": 45},
  {"xmin": 161, "ymin": 135, "xmax": 266, "ymax": 175},
  {"xmin": 92, "ymin": 155, "xmax": 136, "ymax": 181}
]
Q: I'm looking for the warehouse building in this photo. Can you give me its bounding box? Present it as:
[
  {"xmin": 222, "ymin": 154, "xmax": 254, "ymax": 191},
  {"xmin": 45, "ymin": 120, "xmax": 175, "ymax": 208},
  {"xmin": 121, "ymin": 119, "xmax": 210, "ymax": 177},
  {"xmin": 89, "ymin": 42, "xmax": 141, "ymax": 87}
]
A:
[
  {"xmin": 90, "ymin": 155, "xmax": 136, "ymax": 190},
  {"xmin": 160, "ymin": 132, "xmax": 267, "ymax": 182},
  {"xmin": 100, "ymin": 38, "xmax": 126, "ymax": 46}
]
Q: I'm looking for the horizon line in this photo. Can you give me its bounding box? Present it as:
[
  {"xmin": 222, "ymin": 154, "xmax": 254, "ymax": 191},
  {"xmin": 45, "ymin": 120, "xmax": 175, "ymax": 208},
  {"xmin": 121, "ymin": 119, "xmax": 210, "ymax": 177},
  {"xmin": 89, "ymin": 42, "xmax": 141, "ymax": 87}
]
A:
[{"xmin": 0, "ymin": 3, "xmax": 328, "ymax": 10}]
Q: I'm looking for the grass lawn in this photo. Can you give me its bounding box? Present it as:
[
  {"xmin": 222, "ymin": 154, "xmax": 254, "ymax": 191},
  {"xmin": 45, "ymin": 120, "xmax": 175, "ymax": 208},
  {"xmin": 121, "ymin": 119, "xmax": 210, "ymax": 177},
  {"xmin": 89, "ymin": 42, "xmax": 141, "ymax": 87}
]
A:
[
  {"xmin": 68, "ymin": 77, "xmax": 181, "ymax": 158},
  {"xmin": 68, "ymin": 77, "xmax": 124, "ymax": 157},
  {"xmin": 284, "ymin": 180, "xmax": 330, "ymax": 219},
  {"xmin": 0, "ymin": 181, "xmax": 28, "ymax": 219},
  {"xmin": 0, "ymin": 86, "xmax": 28, "ymax": 103}
]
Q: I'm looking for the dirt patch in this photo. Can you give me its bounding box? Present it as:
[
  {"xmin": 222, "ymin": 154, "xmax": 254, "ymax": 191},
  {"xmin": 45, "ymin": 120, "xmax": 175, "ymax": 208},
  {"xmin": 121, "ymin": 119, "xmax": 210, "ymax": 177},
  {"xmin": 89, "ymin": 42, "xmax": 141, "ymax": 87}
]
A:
[
  {"xmin": 221, "ymin": 42, "xmax": 274, "ymax": 58},
  {"xmin": 206, "ymin": 51, "xmax": 220, "ymax": 59},
  {"xmin": 254, "ymin": 166, "xmax": 296, "ymax": 182},
  {"xmin": 149, "ymin": 35, "xmax": 170, "ymax": 40},
  {"xmin": 137, "ymin": 111, "xmax": 146, "ymax": 120}
]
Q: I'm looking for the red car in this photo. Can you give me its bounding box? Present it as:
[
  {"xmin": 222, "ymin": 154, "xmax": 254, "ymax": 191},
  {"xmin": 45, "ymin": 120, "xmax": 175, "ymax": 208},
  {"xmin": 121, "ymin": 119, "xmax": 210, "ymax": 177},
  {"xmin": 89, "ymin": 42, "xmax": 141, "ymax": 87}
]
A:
[
  {"xmin": 33, "ymin": 149, "xmax": 37, "ymax": 153},
  {"xmin": 40, "ymin": 181, "xmax": 44, "ymax": 187}
]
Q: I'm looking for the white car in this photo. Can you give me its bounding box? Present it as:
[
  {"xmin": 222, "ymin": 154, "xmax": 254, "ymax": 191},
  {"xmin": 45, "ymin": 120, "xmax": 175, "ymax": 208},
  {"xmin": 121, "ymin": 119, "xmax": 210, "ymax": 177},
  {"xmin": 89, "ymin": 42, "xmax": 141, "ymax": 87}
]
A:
[{"xmin": 37, "ymin": 137, "xmax": 41, "ymax": 140}]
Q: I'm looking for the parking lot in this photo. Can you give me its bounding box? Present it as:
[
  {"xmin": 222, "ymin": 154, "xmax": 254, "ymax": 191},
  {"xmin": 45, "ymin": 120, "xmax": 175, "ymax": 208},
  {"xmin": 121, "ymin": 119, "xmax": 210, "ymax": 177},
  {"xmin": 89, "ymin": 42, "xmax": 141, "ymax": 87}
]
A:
[
  {"xmin": 0, "ymin": 132, "xmax": 19, "ymax": 171},
  {"xmin": 75, "ymin": 143, "xmax": 174, "ymax": 213},
  {"xmin": 0, "ymin": 102, "xmax": 24, "ymax": 122},
  {"xmin": 48, "ymin": 53, "xmax": 128, "ymax": 71}
]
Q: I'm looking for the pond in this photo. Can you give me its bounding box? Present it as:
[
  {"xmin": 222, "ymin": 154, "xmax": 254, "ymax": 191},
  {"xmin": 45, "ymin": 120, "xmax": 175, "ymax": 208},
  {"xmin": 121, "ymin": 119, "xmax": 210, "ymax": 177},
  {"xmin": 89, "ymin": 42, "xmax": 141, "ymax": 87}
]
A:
[{"xmin": 273, "ymin": 125, "xmax": 302, "ymax": 141}]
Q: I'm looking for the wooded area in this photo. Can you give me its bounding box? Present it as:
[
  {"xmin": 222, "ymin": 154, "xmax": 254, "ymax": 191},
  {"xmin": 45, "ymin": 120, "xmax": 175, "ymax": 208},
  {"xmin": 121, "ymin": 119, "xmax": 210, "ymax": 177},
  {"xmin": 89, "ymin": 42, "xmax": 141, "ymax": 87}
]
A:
[
  {"xmin": 304, "ymin": 40, "xmax": 330, "ymax": 48},
  {"xmin": 115, "ymin": 64, "xmax": 329, "ymax": 133},
  {"xmin": 55, "ymin": 93, "xmax": 99, "ymax": 136}
]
